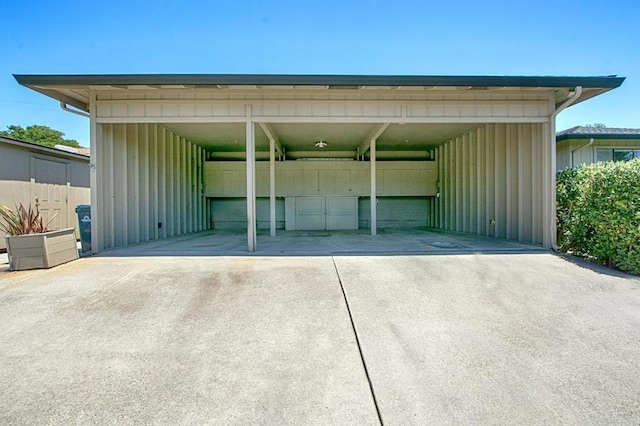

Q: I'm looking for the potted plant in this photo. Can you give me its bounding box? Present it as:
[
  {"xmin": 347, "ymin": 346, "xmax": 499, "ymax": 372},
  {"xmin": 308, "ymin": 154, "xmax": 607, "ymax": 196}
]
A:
[{"xmin": 0, "ymin": 203, "xmax": 78, "ymax": 271}]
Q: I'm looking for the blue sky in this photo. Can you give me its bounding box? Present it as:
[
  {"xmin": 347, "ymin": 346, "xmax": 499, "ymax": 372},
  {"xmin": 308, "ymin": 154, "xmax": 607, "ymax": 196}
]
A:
[{"xmin": 1, "ymin": 0, "xmax": 638, "ymax": 146}]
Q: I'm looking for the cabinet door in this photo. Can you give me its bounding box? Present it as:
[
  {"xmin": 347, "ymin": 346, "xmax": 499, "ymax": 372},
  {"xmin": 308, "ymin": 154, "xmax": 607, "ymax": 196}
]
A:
[
  {"xmin": 282, "ymin": 169, "xmax": 303, "ymax": 195},
  {"xmin": 318, "ymin": 169, "xmax": 336, "ymax": 194},
  {"xmin": 334, "ymin": 170, "xmax": 351, "ymax": 195},
  {"xmin": 326, "ymin": 197, "xmax": 358, "ymax": 230},
  {"xmin": 350, "ymin": 168, "xmax": 370, "ymax": 195},
  {"xmin": 296, "ymin": 197, "xmax": 325, "ymax": 230},
  {"xmin": 302, "ymin": 170, "xmax": 319, "ymax": 195}
]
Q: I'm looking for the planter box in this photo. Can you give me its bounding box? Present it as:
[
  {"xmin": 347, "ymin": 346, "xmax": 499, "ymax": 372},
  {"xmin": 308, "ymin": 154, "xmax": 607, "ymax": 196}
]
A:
[{"xmin": 5, "ymin": 228, "xmax": 79, "ymax": 271}]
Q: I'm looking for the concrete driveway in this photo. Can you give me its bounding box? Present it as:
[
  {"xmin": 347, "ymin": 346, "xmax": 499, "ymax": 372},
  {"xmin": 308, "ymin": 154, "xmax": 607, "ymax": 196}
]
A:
[{"xmin": 1, "ymin": 239, "xmax": 639, "ymax": 424}]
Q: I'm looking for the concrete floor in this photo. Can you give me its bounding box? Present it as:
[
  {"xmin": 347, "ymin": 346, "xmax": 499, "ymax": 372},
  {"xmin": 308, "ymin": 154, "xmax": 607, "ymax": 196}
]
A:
[
  {"xmin": 93, "ymin": 228, "xmax": 549, "ymax": 257},
  {"xmin": 1, "ymin": 230, "xmax": 639, "ymax": 424}
]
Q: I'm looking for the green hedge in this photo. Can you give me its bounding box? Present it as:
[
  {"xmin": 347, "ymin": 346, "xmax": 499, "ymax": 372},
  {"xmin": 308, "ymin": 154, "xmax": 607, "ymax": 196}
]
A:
[{"xmin": 557, "ymin": 159, "xmax": 640, "ymax": 275}]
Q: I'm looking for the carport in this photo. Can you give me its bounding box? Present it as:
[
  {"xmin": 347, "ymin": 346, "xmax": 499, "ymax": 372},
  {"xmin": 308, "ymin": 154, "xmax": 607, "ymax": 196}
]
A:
[{"xmin": 15, "ymin": 74, "xmax": 624, "ymax": 253}]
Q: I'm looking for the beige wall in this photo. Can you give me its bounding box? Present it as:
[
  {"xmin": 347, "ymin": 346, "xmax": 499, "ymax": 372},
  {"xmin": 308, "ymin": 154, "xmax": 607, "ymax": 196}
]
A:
[
  {"xmin": 437, "ymin": 123, "xmax": 545, "ymax": 244},
  {"xmin": 94, "ymin": 123, "xmax": 206, "ymax": 251},
  {"xmin": 96, "ymin": 88, "xmax": 554, "ymax": 123},
  {"xmin": 204, "ymin": 161, "xmax": 438, "ymax": 197},
  {"xmin": 204, "ymin": 161, "xmax": 438, "ymax": 230},
  {"xmin": 557, "ymin": 138, "xmax": 640, "ymax": 170},
  {"xmin": 0, "ymin": 141, "xmax": 90, "ymax": 250},
  {"xmin": 204, "ymin": 160, "xmax": 438, "ymax": 229}
]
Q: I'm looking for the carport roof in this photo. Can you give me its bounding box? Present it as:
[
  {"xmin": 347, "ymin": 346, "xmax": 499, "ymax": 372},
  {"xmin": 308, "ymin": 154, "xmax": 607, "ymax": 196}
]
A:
[{"xmin": 14, "ymin": 73, "xmax": 625, "ymax": 112}]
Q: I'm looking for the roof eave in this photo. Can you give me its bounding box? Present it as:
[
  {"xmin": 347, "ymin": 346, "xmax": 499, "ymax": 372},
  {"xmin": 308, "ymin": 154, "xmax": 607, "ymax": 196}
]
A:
[
  {"xmin": 14, "ymin": 74, "xmax": 626, "ymax": 113},
  {"xmin": 557, "ymin": 134, "xmax": 640, "ymax": 141},
  {"xmin": 0, "ymin": 136, "xmax": 90, "ymax": 160},
  {"xmin": 14, "ymin": 73, "xmax": 626, "ymax": 88}
]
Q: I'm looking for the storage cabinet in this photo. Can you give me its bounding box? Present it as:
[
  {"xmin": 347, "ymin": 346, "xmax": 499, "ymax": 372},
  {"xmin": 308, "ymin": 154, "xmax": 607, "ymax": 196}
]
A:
[{"xmin": 285, "ymin": 196, "xmax": 358, "ymax": 230}]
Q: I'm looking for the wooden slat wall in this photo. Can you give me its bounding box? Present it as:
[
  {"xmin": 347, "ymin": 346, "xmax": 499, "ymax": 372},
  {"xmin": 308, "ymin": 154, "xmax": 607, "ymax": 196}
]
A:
[
  {"xmin": 96, "ymin": 123, "xmax": 206, "ymax": 250},
  {"xmin": 436, "ymin": 123, "xmax": 544, "ymax": 245}
]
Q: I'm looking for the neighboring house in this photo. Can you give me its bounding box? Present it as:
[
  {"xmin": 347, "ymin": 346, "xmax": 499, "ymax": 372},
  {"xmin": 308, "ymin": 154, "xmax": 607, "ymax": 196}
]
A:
[
  {"xmin": 54, "ymin": 144, "xmax": 92, "ymax": 156},
  {"xmin": 0, "ymin": 136, "xmax": 90, "ymax": 250},
  {"xmin": 556, "ymin": 126, "xmax": 640, "ymax": 170},
  {"xmin": 15, "ymin": 73, "xmax": 624, "ymax": 252}
]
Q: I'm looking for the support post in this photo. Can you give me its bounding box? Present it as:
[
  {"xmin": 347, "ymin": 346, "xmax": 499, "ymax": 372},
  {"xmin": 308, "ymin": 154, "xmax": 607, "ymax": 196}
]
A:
[
  {"xmin": 542, "ymin": 120, "xmax": 554, "ymax": 249},
  {"xmin": 108, "ymin": 124, "xmax": 115, "ymax": 248},
  {"xmin": 360, "ymin": 123, "xmax": 389, "ymax": 236},
  {"xmin": 89, "ymin": 91, "xmax": 99, "ymax": 253},
  {"xmin": 371, "ymin": 137, "xmax": 377, "ymax": 236},
  {"xmin": 269, "ymin": 137, "xmax": 276, "ymax": 237},
  {"xmin": 246, "ymin": 105, "xmax": 257, "ymax": 251},
  {"xmin": 258, "ymin": 122, "xmax": 279, "ymax": 238},
  {"xmin": 153, "ymin": 125, "xmax": 159, "ymax": 240},
  {"xmin": 132, "ymin": 124, "xmax": 140, "ymax": 243}
]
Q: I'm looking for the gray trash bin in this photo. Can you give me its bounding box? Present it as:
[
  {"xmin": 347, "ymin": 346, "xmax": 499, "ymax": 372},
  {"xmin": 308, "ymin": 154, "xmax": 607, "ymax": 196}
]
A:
[{"xmin": 75, "ymin": 205, "xmax": 91, "ymax": 253}]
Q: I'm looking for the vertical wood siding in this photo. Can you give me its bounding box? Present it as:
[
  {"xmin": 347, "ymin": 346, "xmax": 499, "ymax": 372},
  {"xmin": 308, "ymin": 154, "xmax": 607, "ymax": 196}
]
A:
[
  {"xmin": 96, "ymin": 123, "xmax": 206, "ymax": 250},
  {"xmin": 437, "ymin": 123, "xmax": 544, "ymax": 244}
]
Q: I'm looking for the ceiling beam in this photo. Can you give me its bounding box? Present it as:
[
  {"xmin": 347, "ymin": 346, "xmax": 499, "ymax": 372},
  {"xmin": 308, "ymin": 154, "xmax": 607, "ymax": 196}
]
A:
[
  {"xmin": 285, "ymin": 151, "xmax": 357, "ymax": 159},
  {"xmin": 358, "ymin": 123, "xmax": 390, "ymax": 156},
  {"xmin": 257, "ymin": 123, "xmax": 283, "ymax": 155}
]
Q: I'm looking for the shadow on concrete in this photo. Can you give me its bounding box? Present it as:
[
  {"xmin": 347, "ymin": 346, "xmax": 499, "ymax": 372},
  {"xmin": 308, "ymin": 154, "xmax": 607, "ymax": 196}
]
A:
[
  {"xmin": 555, "ymin": 252, "xmax": 640, "ymax": 279},
  {"xmin": 93, "ymin": 228, "xmax": 551, "ymax": 258}
]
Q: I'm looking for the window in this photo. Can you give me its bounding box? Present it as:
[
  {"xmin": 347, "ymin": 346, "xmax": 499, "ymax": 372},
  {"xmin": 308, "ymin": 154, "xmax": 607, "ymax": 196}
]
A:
[{"xmin": 596, "ymin": 148, "xmax": 640, "ymax": 163}]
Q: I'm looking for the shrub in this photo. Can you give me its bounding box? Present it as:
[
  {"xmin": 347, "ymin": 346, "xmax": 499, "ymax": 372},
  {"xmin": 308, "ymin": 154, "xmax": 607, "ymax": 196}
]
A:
[
  {"xmin": 0, "ymin": 203, "xmax": 51, "ymax": 236},
  {"xmin": 557, "ymin": 159, "xmax": 640, "ymax": 275}
]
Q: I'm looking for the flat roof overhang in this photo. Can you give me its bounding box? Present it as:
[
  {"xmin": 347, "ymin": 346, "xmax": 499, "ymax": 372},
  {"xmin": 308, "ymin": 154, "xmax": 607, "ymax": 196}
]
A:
[{"xmin": 14, "ymin": 73, "xmax": 626, "ymax": 113}]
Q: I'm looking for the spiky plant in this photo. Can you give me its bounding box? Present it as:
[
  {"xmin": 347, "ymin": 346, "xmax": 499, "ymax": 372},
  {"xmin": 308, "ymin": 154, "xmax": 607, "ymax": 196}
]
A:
[{"xmin": 0, "ymin": 203, "xmax": 52, "ymax": 236}]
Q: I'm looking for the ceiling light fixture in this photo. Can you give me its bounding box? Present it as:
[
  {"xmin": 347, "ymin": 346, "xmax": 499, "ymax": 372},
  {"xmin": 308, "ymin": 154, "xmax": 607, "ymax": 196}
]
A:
[{"xmin": 314, "ymin": 139, "xmax": 328, "ymax": 148}]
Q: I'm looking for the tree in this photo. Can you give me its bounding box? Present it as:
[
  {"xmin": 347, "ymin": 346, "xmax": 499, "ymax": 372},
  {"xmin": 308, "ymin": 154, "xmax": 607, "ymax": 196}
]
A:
[
  {"xmin": 0, "ymin": 124, "xmax": 80, "ymax": 148},
  {"xmin": 585, "ymin": 123, "xmax": 607, "ymax": 129}
]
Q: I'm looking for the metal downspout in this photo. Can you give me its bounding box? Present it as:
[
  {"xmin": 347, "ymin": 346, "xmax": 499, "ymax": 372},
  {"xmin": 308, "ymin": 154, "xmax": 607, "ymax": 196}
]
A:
[
  {"xmin": 570, "ymin": 138, "xmax": 595, "ymax": 168},
  {"xmin": 60, "ymin": 101, "xmax": 90, "ymax": 118},
  {"xmin": 549, "ymin": 86, "xmax": 583, "ymax": 251}
]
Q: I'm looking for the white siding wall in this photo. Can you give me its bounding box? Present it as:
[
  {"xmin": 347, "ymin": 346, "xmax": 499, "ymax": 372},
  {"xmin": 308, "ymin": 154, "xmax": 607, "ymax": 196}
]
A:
[
  {"xmin": 204, "ymin": 161, "xmax": 438, "ymax": 197},
  {"xmin": 437, "ymin": 123, "xmax": 544, "ymax": 244},
  {"xmin": 95, "ymin": 123, "xmax": 206, "ymax": 251},
  {"xmin": 204, "ymin": 161, "xmax": 438, "ymax": 230},
  {"xmin": 96, "ymin": 89, "xmax": 553, "ymax": 123}
]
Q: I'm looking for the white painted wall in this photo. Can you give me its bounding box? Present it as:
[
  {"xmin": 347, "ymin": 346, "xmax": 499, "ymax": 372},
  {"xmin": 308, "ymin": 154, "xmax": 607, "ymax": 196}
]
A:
[
  {"xmin": 94, "ymin": 123, "xmax": 206, "ymax": 251},
  {"xmin": 204, "ymin": 161, "xmax": 438, "ymax": 197},
  {"xmin": 95, "ymin": 88, "xmax": 554, "ymax": 124},
  {"xmin": 205, "ymin": 161, "xmax": 437, "ymax": 231},
  {"xmin": 437, "ymin": 123, "xmax": 545, "ymax": 244}
]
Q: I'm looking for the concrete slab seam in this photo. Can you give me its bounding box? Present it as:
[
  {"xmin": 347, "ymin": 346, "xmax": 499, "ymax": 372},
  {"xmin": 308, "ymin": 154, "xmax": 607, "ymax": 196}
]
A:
[{"xmin": 332, "ymin": 256, "xmax": 384, "ymax": 426}]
